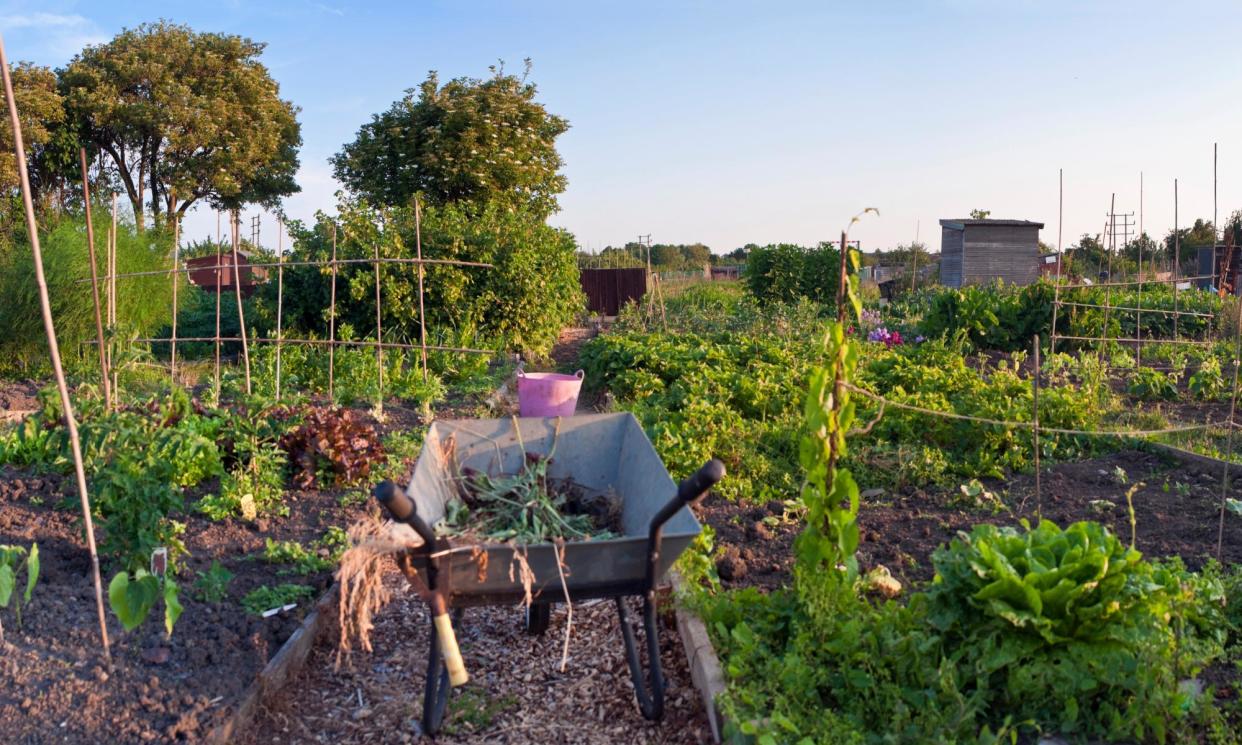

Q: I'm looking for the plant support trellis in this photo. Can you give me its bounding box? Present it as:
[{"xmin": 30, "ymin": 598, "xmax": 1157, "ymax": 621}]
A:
[{"xmin": 79, "ymin": 199, "xmax": 497, "ymax": 407}]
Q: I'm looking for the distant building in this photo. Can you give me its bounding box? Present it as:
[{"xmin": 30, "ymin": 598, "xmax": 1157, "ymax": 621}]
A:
[
  {"xmin": 1197, "ymin": 245, "xmax": 1242, "ymax": 295},
  {"xmin": 939, "ymin": 218, "xmax": 1044, "ymax": 288},
  {"xmin": 187, "ymin": 251, "xmax": 269, "ymax": 298}
]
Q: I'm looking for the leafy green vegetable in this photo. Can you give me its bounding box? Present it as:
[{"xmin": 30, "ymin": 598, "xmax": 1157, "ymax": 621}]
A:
[{"xmin": 241, "ymin": 583, "xmax": 316, "ymax": 616}]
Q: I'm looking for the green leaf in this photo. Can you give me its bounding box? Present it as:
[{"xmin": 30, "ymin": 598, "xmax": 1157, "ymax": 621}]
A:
[
  {"xmin": 23, "ymin": 543, "xmax": 38, "ymax": 604},
  {"xmin": 163, "ymin": 578, "xmax": 183, "ymax": 636},
  {"xmin": 0, "ymin": 564, "xmax": 14, "ymax": 608},
  {"xmin": 108, "ymin": 570, "xmax": 159, "ymax": 631}
]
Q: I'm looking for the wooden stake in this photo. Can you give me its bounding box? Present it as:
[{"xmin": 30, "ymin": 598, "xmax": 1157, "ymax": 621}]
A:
[
  {"xmin": 414, "ymin": 199, "xmax": 430, "ymax": 384},
  {"xmin": 328, "ymin": 222, "xmax": 338, "ymax": 402},
  {"xmin": 79, "ymin": 148, "xmax": 111, "ymax": 410},
  {"xmin": 1050, "ymin": 168, "xmax": 1064, "ymax": 356},
  {"xmin": 169, "ymin": 192, "xmax": 179, "ymax": 386},
  {"xmin": 275, "ymin": 218, "xmax": 285, "ymax": 401},
  {"xmin": 1033, "ymin": 334, "xmax": 1041, "ymax": 520},
  {"xmin": 374, "ymin": 226, "xmax": 384, "ymax": 416},
  {"xmin": 213, "ymin": 212, "xmax": 223, "ymax": 400},
  {"xmin": 231, "ymin": 211, "xmax": 252, "ymax": 395},
  {"xmin": 0, "ymin": 35, "xmax": 111, "ymax": 662}
]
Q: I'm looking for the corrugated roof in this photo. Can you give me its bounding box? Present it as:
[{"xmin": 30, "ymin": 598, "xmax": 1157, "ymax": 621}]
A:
[{"xmin": 939, "ymin": 219, "xmax": 1045, "ymax": 228}]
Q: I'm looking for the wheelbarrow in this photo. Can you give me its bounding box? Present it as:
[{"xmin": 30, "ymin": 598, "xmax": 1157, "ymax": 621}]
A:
[{"xmin": 372, "ymin": 412, "xmax": 724, "ymax": 735}]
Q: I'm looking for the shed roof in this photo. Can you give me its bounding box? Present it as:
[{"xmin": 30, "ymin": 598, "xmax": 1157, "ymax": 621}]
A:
[{"xmin": 939, "ymin": 219, "xmax": 1045, "ymax": 229}]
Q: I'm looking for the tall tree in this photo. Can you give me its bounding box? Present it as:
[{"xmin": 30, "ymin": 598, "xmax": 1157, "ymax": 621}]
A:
[
  {"xmin": 61, "ymin": 21, "xmax": 302, "ymax": 229},
  {"xmin": 0, "ymin": 62, "xmax": 67, "ymax": 209},
  {"xmin": 332, "ymin": 60, "xmax": 569, "ymax": 218},
  {"xmin": 969, "ymin": 209, "xmax": 991, "ymax": 220}
]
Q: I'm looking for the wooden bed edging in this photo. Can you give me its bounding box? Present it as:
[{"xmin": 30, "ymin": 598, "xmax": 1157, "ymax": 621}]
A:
[
  {"xmin": 205, "ymin": 583, "xmax": 339, "ymax": 745},
  {"xmin": 670, "ymin": 571, "xmax": 728, "ymax": 745}
]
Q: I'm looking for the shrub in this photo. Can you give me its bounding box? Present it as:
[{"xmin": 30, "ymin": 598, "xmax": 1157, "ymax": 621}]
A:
[
  {"xmin": 261, "ymin": 196, "xmax": 583, "ymax": 358},
  {"xmin": 0, "ymin": 213, "xmax": 176, "ymax": 375},
  {"xmin": 744, "ymin": 242, "xmax": 841, "ymax": 306}
]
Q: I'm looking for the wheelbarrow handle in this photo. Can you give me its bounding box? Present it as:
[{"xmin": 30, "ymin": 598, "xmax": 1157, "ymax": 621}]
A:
[
  {"xmin": 645, "ymin": 459, "xmax": 725, "ymax": 591},
  {"xmin": 372, "ymin": 480, "xmax": 469, "ymax": 688},
  {"xmin": 373, "ymin": 480, "xmax": 437, "ymax": 548},
  {"xmin": 650, "ymin": 459, "xmax": 725, "ymax": 535}
]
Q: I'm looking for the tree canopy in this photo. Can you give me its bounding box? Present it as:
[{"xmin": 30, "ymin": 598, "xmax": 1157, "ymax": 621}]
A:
[
  {"xmin": 331, "ymin": 61, "xmax": 569, "ymax": 218},
  {"xmin": 0, "ymin": 63, "xmax": 68, "ymax": 210},
  {"xmin": 61, "ymin": 21, "xmax": 302, "ymax": 229}
]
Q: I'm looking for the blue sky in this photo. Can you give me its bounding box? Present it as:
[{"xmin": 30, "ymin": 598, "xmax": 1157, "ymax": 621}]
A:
[{"xmin": 5, "ymin": 1, "xmax": 1242, "ymax": 254}]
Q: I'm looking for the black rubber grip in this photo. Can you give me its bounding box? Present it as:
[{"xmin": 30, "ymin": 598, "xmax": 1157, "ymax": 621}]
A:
[
  {"xmin": 373, "ymin": 480, "xmax": 436, "ymax": 546},
  {"xmin": 675, "ymin": 459, "xmax": 726, "ymax": 505}
]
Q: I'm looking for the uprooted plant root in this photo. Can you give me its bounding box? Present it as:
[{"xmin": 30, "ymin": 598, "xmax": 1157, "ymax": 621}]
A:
[{"xmin": 334, "ymin": 513, "xmax": 423, "ymax": 667}]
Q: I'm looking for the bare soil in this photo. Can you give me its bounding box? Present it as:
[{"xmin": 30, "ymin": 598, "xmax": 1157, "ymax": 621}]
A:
[
  {"xmin": 0, "ymin": 401, "xmax": 432, "ymax": 745},
  {"xmin": 703, "ymin": 449, "xmax": 1242, "ymax": 591}
]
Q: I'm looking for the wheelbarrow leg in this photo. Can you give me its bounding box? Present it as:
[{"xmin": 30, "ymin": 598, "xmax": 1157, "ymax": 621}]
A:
[
  {"xmin": 616, "ymin": 594, "xmax": 665, "ymax": 720},
  {"xmin": 525, "ymin": 601, "xmax": 552, "ymax": 635},
  {"xmin": 422, "ymin": 607, "xmax": 464, "ymax": 735}
]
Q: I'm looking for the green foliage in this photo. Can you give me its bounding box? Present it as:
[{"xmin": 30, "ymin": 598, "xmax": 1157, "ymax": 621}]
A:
[
  {"xmin": 0, "ymin": 63, "xmax": 67, "ymax": 206},
  {"xmin": 196, "ymin": 445, "xmax": 287, "ymax": 520},
  {"xmin": 443, "ymin": 455, "xmax": 616, "ymax": 543},
  {"xmin": 796, "ymin": 321, "xmax": 862, "ymax": 579},
  {"xmin": 108, "ymin": 569, "xmax": 182, "ymax": 636},
  {"xmin": 62, "ymin": 20, "xmax": 301, "ymax": 220},
  {"xmin": 926, "ymin": 520, "xmax": 1221, "ymax": 741},
  {"xmin": 1128, "ymin": 366, "xmax": 1180, "ymax": 401},
  {"xmin": 856, "ymin": 339, "xmax": 1101, "ymax": 480},
  {"xmin": 241, "ymin": 583, "xmax": 316, "ymax": 615},
  {"xmin": 262, "ymin": 527, "xmax": 349, "ymax": 575},
  {"xmin": 331, "ymin": 61, "xmax": 567, "ymax": 219},
  {"xmin": 264, "ymin": 197, "xmax": 582, "ymax": 356},
  {"xmin": 193, "ymin": 561, "xmax": 233, "ymax": 603},
  {"xmin": 1190, "ymin": 357, "xmax": 1227, "ymax": 401},
  {"xmin": 705, "ymin": 520, "xmax": 1228, "ymax": 744},
  {"xmin": 0, "ymin": 543, "xmax": 39, "ymax": 629},
  {"xmin": 919, "ymin": 280, "xmax": 1052, "ymax": 352},
  {"xmin": 0, "ymin": 214, "xmax": 176, "ymax": 373},
  {"xmin": 744, "ymin": 242, "xmax": 842, "ymax": 306},
  {"xmin": 912, "ymin": 281, "xmax": 1219, "ymax": 353}
]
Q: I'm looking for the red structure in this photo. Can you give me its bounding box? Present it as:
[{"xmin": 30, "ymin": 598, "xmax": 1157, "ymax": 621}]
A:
[{"xmin": 186, "ymin": 252, "xmax": 268, "ymax": 298}]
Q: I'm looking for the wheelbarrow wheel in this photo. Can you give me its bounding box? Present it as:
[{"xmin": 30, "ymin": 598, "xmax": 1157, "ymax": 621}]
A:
[{"xmin": 525, "ymin": 601, "xmax": 552, "ymax": 635}]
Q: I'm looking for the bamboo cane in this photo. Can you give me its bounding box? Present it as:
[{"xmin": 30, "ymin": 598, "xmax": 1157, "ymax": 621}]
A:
[
  {"xmin": 78, "ymin": 148, "xmax": 111, "ymax": 410},
  {"xmin": 0, "ymin": 35, "xmax": 111, "ymax": 661}
]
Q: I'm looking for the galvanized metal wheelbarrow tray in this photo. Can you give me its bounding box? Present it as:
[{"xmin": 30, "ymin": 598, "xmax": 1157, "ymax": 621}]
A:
[{"xmin": 373, "ymin": 412, "xmax": 724, "ymax": 736}]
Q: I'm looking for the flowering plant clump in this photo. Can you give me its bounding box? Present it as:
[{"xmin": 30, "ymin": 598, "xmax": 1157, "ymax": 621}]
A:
[{"xmin": 867, "ymin": 327, "xmax": 903, "ymax": 347}]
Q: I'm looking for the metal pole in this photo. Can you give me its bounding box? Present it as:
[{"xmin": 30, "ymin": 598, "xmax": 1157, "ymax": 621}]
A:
[
  {"xmin": 414, "ymin": 198, "xmax": 430, "ymax": 384},
  {"xmin": 213, "ymin": 212, "xmax": 222, "ymax": 400},
  {"xmin": 1, "ymin": 35, "xmax": 111, "ymax": 661},
  {"xmin": 79, "ymin": 148, "xmax": 111, "ymax": 410},
  {"xmin": 328, "ymin": 222, "xmax": 337, "ymax": 402},
  {"xmin": 275, "ymin": 218, "xmax": 284, "ymax": 401},
  {"xmin": 231, "ymin": 211, "xmax": 252, "ymax": 395}
]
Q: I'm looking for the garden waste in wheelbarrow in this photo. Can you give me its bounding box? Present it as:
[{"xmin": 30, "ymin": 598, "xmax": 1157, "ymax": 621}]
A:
[{"xmin": 372, "ymin": 412, "xmax": 724, "ymax": 735}]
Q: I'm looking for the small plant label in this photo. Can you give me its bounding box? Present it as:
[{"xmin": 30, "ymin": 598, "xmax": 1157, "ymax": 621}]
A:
[{"xmin": 150, "ymin": 547, "xmax": 168, "ymax": 577}]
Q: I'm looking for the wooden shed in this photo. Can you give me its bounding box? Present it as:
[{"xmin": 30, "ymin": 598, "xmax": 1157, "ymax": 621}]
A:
[
  {"xmin": 939, "ymin": 218, "xmax": 1044, "ymax": 288},
  {"xmin": 186, "ymin": 251, "xmax": 268, "ymax": 298}
]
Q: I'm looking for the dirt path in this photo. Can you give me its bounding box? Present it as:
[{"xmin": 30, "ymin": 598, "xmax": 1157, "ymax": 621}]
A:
[{"xmin": 241, "ymin": 571, "xmax": 710, "ymax": 745}]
